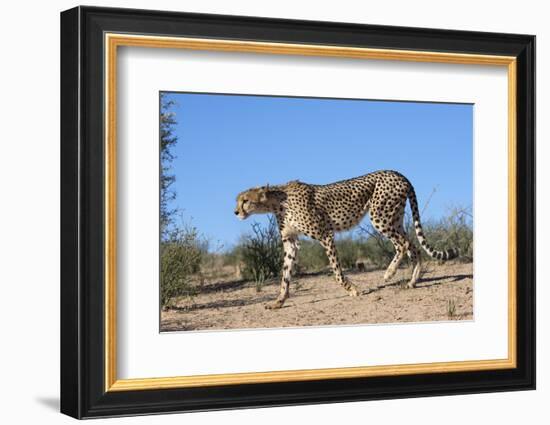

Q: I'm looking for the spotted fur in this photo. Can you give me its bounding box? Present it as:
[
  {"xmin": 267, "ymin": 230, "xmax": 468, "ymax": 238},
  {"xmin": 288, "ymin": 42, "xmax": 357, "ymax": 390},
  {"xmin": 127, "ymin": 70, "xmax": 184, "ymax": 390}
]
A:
[{"xmin": 235, "ymin": 170, "xmax": 459, "ymax": 309}]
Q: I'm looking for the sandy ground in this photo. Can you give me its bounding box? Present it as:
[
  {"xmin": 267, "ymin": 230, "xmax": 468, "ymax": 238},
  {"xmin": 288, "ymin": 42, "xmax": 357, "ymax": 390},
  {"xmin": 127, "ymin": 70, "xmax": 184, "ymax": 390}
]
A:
[{"xmin": 161, "ymin": 261, "xmax": 473, "ymax": 332}]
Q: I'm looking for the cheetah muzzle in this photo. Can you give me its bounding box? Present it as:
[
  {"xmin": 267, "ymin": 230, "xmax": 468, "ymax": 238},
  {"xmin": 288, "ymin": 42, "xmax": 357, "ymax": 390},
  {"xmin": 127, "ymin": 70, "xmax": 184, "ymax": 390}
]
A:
[{"xmin": 235, "ymin": 170, "xmax": 459, "ymax": 309}]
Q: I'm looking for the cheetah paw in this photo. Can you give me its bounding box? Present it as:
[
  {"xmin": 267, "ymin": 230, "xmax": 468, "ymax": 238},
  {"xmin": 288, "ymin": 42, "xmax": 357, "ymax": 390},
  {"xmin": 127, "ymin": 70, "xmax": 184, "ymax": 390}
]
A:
[
  {"xmin": 347, "ymin": 286, "xmax": 360, "ymax": 297},
  {"xmin": 265, "ymin": 299, "xmax": 285, "ymax": 310}
]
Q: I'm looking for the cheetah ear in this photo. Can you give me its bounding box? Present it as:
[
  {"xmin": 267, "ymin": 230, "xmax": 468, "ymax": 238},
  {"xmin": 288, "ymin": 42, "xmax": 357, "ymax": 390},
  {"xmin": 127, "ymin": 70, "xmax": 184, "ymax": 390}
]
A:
[
  {"xmin": 260, "ymin": 186, "xmax": 285, "ymax": 204},
  {"xmin": 259, "ymin": 187, "xmax": 269, "ymax": 202},
  {"xmin": 260, "ymin": 184, "xmax": 277, "ymax": 203}
]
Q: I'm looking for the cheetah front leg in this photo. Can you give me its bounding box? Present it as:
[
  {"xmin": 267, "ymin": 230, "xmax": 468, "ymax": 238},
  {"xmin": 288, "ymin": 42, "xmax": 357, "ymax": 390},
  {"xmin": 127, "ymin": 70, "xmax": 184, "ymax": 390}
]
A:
[
  {"xmin": 265, "ymin": 237, "xmax": 298, "ymax": 310},
  {"xmin": 319, "ymin": 235, "xmax": 359, "ymax": 297}
]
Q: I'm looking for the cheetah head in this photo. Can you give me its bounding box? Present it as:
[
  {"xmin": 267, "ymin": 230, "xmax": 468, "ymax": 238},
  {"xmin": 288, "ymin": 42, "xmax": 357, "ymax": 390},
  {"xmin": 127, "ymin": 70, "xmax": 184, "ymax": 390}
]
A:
[{"xmin": 234, "ymin": 186, "xmax": 273, "ymax": 220}]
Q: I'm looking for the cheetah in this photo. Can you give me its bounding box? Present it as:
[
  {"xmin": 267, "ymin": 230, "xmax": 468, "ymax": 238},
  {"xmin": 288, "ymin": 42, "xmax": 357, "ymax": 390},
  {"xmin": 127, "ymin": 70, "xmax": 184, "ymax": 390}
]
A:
[{"xmin": 234, "ymin": 170, "xmax": 459, "ymax": 309}]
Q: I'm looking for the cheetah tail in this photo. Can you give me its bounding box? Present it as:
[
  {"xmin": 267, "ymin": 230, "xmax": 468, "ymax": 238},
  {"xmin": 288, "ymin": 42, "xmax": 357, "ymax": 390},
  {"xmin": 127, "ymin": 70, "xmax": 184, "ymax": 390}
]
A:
[{"xmin": 407, "ymin": 188, "xmax": 459, "ymax": 261}]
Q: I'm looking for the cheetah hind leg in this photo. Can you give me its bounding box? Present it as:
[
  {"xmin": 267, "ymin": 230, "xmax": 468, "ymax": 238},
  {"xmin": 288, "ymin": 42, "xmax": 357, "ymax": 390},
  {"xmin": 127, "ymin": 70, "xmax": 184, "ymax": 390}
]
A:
[
  {"xmin": 406, "ymin": 243, "xmax": 422, "ymax": 289},
  {"xmin": 384, "ymin": 243, "xmax": 406, "ymax": 283}
]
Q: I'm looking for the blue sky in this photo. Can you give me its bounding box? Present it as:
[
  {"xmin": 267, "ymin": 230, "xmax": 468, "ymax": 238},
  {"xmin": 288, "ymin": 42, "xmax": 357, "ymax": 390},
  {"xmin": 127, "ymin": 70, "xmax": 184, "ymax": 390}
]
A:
[{"xmin": 162, "ymin": 92, "xmax": 472, "ymax": 251}]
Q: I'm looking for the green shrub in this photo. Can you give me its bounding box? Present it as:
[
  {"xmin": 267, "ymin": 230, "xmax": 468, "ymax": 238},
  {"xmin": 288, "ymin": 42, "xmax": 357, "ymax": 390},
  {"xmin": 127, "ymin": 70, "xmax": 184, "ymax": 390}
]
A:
[
  {"xmin": 432, "ymin": 206, "xmax": 473, "ymax": 260},
  {"xmin": 334, "ymin": 237, "xmax": 363, "ymax": 270},
  {"xmin": 160, "ymin": 224, "xmax": 206, "ymax": 308},
  {"xmin": 356, "ymin": 232, "xmax": 395, "ymax": 268},
  {"xmin": 295, "ymin": 239, "xmax": 328, "ymax": 272},
  {"xmin": 221, "ymin": 247, "xmax": 241, "ymax": 267},
  {"xmin": 297, "ymin": 235, "xmax": 391, "ymax": 272},
  {"xmin": 405, "ymin": 206, "xmax": 473, "ymax": 262},
  {"xmin": 238, "ymin": 216, "xmax": 283, "ymax": 281},
  {"xmin": 253, "ymin": 269, "xmax": 267, "ymax": 292}
]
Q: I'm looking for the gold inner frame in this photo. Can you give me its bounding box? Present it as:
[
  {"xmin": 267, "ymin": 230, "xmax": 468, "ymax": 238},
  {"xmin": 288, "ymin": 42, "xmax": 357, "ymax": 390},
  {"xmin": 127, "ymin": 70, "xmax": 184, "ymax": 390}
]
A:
[{"xmin": 104, "ymin": 33, "xmax": 517, "ymax": 392}]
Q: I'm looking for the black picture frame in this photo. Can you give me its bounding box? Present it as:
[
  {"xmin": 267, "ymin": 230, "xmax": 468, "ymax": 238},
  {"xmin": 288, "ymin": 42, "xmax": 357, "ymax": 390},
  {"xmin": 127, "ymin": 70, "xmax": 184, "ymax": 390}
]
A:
[{"xmin": 61, "ymin": 5, "xmax": 535, "ymax": 419}]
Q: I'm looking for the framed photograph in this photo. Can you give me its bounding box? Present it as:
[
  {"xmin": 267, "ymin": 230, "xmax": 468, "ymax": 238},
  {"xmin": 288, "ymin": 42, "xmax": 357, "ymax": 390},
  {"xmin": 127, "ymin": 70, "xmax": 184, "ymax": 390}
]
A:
[{"xmin": 60, "ymin": 6, "xmax": 535, "ymax": 419}]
